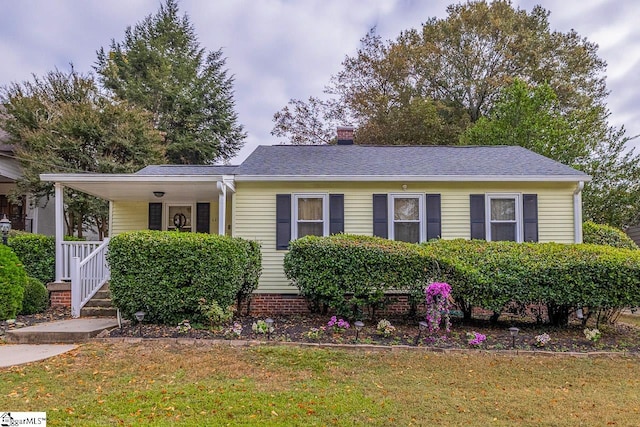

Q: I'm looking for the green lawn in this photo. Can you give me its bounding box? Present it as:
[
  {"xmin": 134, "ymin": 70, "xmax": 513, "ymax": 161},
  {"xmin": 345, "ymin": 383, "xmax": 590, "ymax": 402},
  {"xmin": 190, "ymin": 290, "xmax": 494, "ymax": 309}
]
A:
[{"xmin": 1, "ymin": 342, "xmax": 639, "ymax": 426}]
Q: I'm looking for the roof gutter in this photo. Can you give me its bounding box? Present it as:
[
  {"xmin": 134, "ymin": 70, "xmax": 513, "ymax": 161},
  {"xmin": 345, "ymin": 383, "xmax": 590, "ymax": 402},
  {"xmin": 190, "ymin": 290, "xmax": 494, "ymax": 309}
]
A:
[{"xmin": 574, "ymin": 181, "xmax": 585, "ymax": 243}]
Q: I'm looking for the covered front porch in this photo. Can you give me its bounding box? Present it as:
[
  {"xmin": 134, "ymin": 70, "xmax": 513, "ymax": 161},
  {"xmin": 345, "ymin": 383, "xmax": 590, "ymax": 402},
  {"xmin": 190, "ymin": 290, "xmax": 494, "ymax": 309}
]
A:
[{"xmin": 40, "ymin": 169, "xmax": 236, "ymax": 317}]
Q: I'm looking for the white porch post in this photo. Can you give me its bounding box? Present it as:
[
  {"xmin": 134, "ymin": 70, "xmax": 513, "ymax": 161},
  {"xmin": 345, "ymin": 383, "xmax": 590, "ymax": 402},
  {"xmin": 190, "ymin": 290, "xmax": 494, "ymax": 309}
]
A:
[
  {"xmin": 54, "ymin": 182, "xmax": 65, "ymax": 282},
  {"xmin": 573, "ymin": 181, "xmax": 585, "ymax": 243},
  {"xmin": 217, "ymin": 181, "xmax": 226, "ymax": 235}
]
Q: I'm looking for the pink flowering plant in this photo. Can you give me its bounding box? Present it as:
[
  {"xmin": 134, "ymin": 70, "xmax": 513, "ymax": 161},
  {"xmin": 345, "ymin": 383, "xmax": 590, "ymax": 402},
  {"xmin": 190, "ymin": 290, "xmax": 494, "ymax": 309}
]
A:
[
  {"xmin": 327, "ymin": 316, "xmax": 350, "ymax": 333},
  {"xmin": 425, "ymin": 282, "xmax": 452, "ymax": 334},
  {"xmin": 467, "ymin": 331, "xmax": 486, "ymax": 347}
]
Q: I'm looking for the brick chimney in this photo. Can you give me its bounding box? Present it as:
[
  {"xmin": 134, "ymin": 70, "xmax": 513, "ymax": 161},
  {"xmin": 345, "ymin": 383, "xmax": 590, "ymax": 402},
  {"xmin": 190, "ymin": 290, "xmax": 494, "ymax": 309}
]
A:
[{"xmin": 337, "ymin": 125, "xmax": 354, "ymax": 145}]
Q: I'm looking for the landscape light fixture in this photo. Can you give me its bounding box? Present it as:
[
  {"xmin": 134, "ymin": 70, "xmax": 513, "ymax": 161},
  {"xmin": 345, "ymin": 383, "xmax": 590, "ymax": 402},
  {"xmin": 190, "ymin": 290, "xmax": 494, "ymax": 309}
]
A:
[
  {"xmin": 135, "ymin": 311, "xmax": 146, "ymax": 336},
  {"xmin": 153, "ymin": 191, "xmax": 165, "ymax": 198},
  {"xmin": 0, "ymin": 214, "xmax": 11, "ymax": 245},
  {"xmin": 265, "ymin": 318, "xmax": 274, "ymax": 340},
  {"xmin": 416, "ymin": 321, "xmax": 429, "ymax": 345},
  {"xmin": 508, "ymin": 327, "xmax": 520, "ymax": 349},
  {"xmin": 354, "ymin": 321, "xmax": 364, "ymax": 343}
]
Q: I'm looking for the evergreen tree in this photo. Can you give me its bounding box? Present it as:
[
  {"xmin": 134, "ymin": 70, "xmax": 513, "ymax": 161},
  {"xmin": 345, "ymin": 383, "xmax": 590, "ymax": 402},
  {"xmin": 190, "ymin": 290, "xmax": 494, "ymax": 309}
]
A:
[{"xmin": 96, "ymin": 0, "xmax": 245, "ymax": 164}]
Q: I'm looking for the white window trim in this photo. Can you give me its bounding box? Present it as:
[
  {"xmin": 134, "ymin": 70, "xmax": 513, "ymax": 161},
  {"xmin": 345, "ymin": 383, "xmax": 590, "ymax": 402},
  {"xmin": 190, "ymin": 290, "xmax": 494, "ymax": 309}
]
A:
[
  {"xmin": 388, "ymin": 193, "xmax": 425, "ymax": 243},
  {"xmin": 292, "ymin": 193, "xmax": 329, "ymax": 239},
  {"xmin": 485, "ymin": 193, "xmax": 522, "ymax": 242},
  {"xmin": 165, "ymin": 203, "xmax": 195, "ymax": 232}
]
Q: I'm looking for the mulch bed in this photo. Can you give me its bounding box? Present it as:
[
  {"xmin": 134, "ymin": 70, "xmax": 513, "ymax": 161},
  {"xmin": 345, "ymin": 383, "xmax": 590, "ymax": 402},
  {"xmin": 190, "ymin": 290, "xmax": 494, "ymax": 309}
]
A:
[
  {"xmin": 108, "ymin": 313, "xmax": 640, "ymax": 353},
  {"xmin": 0, "ymin": 306, "xmax": 70, "ymax": 335},
  {"xmin": 4, "ymin": 307, "xmax": 640, "ymax": 353}
]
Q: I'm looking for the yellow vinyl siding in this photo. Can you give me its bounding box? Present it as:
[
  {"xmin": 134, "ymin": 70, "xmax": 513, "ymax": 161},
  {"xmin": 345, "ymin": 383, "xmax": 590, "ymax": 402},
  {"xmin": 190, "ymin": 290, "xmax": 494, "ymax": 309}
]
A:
[
  {"xmin": 234, "ymin": 181, "xmax": 579, "ymax": 294},
  {"xmin": 111, "ymin": 201, "xmax": 222, "ymax": 236},
  {"xmin": 111, "ymin": 202, "xmax": 148, "ymax": 235}
]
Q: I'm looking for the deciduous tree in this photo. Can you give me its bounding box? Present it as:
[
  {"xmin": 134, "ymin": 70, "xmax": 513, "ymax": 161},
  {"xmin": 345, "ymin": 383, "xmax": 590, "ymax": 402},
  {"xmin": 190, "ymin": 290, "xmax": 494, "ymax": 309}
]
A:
[
  {"xmin": 273, "ymin": 1, "xmax": 607, "ymax": 147},
  {"xmin": 461, "ymin": 79, "xmax": 640, "ymax": 229},
  {"xmin": 0, "ymin": 68, "xmax": 164, "ymax": 238}
]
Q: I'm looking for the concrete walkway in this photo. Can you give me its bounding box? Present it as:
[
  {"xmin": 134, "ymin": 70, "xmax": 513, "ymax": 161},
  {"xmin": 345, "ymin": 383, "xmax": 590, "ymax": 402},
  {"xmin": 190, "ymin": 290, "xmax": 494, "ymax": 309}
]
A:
[
  {"xmin": 4, "ymin": 318, "xmax": 119, "ymax": 344},
  {"xmin": 0, "ymin": 344, "xmax": 77, "ymax": 368}
]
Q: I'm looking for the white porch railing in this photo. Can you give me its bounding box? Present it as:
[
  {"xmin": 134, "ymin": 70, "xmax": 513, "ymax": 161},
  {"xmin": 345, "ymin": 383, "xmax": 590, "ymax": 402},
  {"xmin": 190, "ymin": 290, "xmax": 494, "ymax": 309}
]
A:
[
  {"xmin": 70, "ymin": 238, "xmax": 110, "ymax": 318},
  {"xmin": 60, "ymin": 241, "xmax": 103, "ymax": 281}
]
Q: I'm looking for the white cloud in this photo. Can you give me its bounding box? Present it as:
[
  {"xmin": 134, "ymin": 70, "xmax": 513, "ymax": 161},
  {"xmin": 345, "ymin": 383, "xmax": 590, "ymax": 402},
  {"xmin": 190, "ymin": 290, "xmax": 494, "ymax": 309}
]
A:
[{"xmin": 0, "ymin": 0, "xmax": 638, "ymax": 160}]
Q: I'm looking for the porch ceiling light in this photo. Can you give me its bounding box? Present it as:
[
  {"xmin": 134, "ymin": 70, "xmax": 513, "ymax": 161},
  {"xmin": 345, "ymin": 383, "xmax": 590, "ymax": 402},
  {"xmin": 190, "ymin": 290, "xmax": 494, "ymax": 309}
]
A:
[{"xmin": 153, "ymin": 191, "xmax": 165, "ymax": 198}]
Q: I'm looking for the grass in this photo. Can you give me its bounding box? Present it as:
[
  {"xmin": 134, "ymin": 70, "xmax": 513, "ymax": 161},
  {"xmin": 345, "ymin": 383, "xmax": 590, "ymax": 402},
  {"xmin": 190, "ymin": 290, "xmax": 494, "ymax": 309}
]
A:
[{"xmin": 1, "ymin": 342, "xmax": 639, "ymax": 426}]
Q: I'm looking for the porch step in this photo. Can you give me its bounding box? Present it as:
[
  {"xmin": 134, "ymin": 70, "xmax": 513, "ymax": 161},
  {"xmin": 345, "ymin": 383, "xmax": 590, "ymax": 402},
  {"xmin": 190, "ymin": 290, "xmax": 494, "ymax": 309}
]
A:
[
  {"xmin": 80, "ymin": 307, "xmax": 118, "ymax": 317},
  {"xmin": 80, "ymin": 283, "xmax": 117, "ymax": 318}
]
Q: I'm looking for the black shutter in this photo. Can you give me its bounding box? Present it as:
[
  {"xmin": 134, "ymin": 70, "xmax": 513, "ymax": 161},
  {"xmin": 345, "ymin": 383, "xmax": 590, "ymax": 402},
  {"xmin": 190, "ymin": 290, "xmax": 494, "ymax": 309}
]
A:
[
  {"xmin": 470, "ymin": 194, "xmax": 486, "ymax": 240},
  {"xmin": 426, "ymin": 194, "xmax": 441, "ymax": 241},
  {"xmin": 276, "ymin": 194, "xmax": 291, "ymax": 250},
  {"xmin": 523, "ymin": 194, "xmax": 538, "ymax": 242},
  {"xmin": 329, "ymin": 194, "xmax": 344, "ymax": 235},
  {"xmin": 372, "ymin": 194, "xmax": 388, "ymax": 238},
  {"xmin": 148, "ymin": 203, "xmax": 163, "ymax": 230},
  {"xmin": 196, "ymin": 203, "xmax": 210, "ymax": 234}
]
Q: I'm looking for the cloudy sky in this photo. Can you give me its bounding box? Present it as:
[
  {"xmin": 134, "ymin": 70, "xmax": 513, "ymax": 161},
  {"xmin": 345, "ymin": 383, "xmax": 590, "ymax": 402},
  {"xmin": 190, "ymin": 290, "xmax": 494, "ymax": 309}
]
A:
[{"xmin": 1, "ymin": 0, "xmax": 638, "ymax": 163}]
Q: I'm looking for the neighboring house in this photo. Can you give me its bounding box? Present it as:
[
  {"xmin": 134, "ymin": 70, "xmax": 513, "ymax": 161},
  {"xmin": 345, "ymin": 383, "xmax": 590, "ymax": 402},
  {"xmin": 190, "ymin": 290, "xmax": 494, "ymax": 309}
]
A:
[
  {"xmin": 0, "ymin": 129, "xmax": 55, "ymax": 235},
  {"xmin": 40, "ymin": 128, "xmax": 591, "ymax": 315},
  {"xmin": 626, "ymin": 225, "xmax": 640, "ymax": 246}
]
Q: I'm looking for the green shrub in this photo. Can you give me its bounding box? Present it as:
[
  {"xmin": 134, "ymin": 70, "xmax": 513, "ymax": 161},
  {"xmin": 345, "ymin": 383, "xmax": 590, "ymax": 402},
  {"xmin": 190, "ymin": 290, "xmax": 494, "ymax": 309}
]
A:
[
  {"xmin": 286, "ymin": 234, "xmax": 640, "ymax": 326},
  {"xmin": 423, "ymin": 239, "xmax": 640, "ymax": 326},
  {"xmin": 107, "ymin": 231, "xmax": 261, "ymax": 325},
  {"xmin": 284, "ymin": 234, "xmax": 442, "ymax": 318},
  {"xmin": 8, "ymin": 233, "xmax": 55, "ymax": 284},
  {"xmin": 583, "ymin": 221, "xmax": 638, "ymax": 249},
  {"xmin": 0, "ymin": 244, "xmax": 28, "ymax": 320},
  {"xmin": 198, "ymin": 299, "xmax": 233, "ymax": 327},
  {"xmin": 19, "ymin": 277, "xmax": 49, "ymax": 315}
]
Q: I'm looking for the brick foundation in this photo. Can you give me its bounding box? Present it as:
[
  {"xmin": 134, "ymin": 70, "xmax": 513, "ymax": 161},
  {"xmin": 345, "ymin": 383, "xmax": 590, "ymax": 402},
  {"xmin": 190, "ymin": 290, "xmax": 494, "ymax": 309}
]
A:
[
  {"xmin": 244, "ymin": 294, "xmax": 311, "ymax": 316},
  {"xmin": 47, "ymin": 282, "xmax": 71, "ymax": 307},
  {"xmin": 243, "ymin": 293, "xmax": 427, "ymax": 317}
]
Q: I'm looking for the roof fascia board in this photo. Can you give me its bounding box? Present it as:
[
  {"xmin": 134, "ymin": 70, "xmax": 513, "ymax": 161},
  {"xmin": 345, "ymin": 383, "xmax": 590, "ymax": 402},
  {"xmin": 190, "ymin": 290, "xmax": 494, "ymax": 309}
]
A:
[
  {"xmin": 39, "ymin": 174, "xmax": 228, "ymax": 183},
  {"xmin": 234, "ymin": 174, "xmax": 591, "ymax": 183}
]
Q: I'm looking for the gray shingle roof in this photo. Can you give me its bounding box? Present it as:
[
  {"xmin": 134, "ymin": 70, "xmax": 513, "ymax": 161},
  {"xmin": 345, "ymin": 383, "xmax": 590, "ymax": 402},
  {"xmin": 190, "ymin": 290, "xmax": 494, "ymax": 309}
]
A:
[
  {"xmin": 136, "ymin": 164, "xmax": 238, "ymax": 175},
  {"xmin": 233, "ymin": 145, "xmax": 589, "ymax": 179}
]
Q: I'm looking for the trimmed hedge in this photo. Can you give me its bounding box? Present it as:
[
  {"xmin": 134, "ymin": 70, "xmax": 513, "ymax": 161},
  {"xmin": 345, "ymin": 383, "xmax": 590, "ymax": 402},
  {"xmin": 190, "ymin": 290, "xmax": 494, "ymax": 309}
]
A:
[
  {"xmin": 284, "ymin": 235, "xmax": 640, "ymax": 326},
  {"xmin": 583, "ymin": 221, "xmax": 638, "ymax": 249},
  {"xmin": 424, "ymin": 239, "xmax": 640, "ymax": 325},
  {"xmin": 0, "ymin": 244, "xmax": 28, "ymax": 320},
  {"xmin": 107, "ymin": 231, "xmax": 262, "ymax": 325},
  {"xmin": 19, "ymin": 277, "xmax": 49, "ymax": 315},
  {"xmin": 8, "ymin": 232, "xmax": 56, "ymax": 284},
  {"xmin": 284, "ymin": 234, "xmax": 442, "ymax": 318}
]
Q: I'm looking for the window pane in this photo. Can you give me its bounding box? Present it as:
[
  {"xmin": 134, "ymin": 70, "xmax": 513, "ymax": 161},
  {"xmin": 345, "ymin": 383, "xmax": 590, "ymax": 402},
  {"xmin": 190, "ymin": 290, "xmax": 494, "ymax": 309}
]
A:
[
  {"xmin": 394, "ymin": 222, "xmax": 420, "ymax": 243},
  {"xmin": 394, "ymin": 198, "xmax": 419, "ymax": 221},
  {"xmin": 298, "ymin": 222, "xmax": 324, "ymax": 238},
  {"xmin": 491, "ymin": 223, "xmax": 516, "ymax": 241},
  {"xmin": 491, "ymin": 198, "xmax": 516, "ymax": 221},
  {"xmin": 298, "ymin": 198, "xmax": 323, "ymax": 221}
]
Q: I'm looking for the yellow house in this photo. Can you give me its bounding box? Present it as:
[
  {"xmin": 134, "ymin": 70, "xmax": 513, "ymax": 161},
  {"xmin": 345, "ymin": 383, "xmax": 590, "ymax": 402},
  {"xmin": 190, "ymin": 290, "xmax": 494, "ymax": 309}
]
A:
[{"xmin": 40, "ymin": 132, "xmax": 590, "ymax": 316}]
